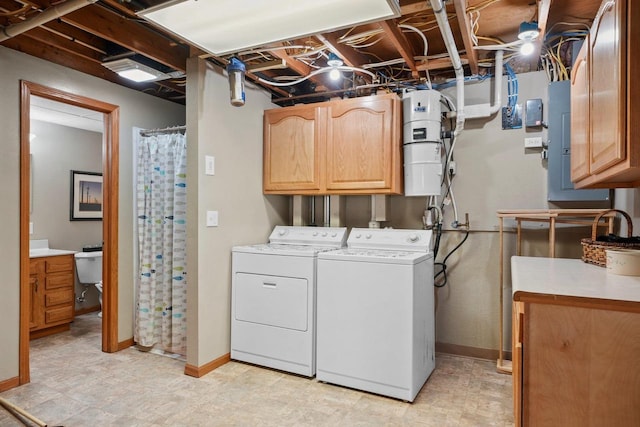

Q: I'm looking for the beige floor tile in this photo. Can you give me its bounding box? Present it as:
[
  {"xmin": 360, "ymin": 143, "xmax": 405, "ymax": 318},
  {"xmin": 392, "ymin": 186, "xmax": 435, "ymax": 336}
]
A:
[{"xmin": 0, "ymin": 313, "xmax": 514, "ymax": 426}]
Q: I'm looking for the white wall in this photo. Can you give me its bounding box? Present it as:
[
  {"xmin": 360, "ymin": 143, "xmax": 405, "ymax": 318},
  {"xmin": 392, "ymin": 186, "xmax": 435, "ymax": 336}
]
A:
[
  {"xmin": 339, "ymin": 71, "xmax": 639, "ymax": 355},
  {"xmin": 30, "ymin": 120, "xmax": 103, "ymax": 310},
  {"xmin": 185, "ymin": 59, "xmax": 288, "ymax": 367},
  {"xmin": 0, "ymin": 46, "xmax": 185, "ymax": 383}
]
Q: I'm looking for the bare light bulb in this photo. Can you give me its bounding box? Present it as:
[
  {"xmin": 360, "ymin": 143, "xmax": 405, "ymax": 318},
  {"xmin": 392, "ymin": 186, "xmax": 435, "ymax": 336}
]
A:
[
  {"xmin": 520, "ymin": 41, "xmax": 535, "ymax": 56},
  {"xmin": 329, "ymin": 68, "xmax": 341, "ymax": 81}
]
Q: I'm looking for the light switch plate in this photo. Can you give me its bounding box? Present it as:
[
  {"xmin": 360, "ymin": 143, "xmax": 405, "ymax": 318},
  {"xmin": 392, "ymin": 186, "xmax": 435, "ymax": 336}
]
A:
[
  {"xmin": 205, "ymin": 155, "xmax": 215, "ymax": 175},
  {"xmin": 206, "ymin": 210, "xmax": 218, "ymax": 227}
]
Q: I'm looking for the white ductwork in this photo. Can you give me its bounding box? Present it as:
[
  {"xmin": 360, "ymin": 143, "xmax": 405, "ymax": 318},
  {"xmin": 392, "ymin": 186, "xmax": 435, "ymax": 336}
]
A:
[
  {"xmin": 0, "ymin": 0, "xmax": 97, "ymax": 42},
  {"xmin": 464, "ymin": 49, "xmax": 504, "ymax": 119},
  {"xmin": 429, "ymin": 0, "xmax": 504, "ymax": 124},
  {"xmin": 429, "ymin": 0, "xmax": 465, "ymax": 136}
]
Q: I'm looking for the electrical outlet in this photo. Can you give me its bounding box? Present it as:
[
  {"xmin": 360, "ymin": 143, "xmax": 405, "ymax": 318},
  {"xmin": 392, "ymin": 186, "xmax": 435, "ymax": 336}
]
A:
[
  {"xmin": 524, "ymin": 137, "xmax": 543, "ymax": 148},
  {"xmin": 448, "ymin": 160, "xmax": 457, "ymax": 176}
]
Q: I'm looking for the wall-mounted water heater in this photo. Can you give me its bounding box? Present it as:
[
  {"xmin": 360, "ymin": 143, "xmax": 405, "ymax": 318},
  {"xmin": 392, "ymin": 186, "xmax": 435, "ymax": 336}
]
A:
[{"xmin": 403, "ymin": 90, "xmax": 443, "ymax": 196}]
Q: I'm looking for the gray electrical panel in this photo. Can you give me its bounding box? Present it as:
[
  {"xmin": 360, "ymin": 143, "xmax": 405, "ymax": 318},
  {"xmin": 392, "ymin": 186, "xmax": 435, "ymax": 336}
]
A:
[{"xmin": 547, "ymin": 80, "xmax": 610, "ymax": 202}]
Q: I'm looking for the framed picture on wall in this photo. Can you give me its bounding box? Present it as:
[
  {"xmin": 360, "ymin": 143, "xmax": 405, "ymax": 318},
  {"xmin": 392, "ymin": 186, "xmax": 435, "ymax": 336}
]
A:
[{"xmin": 70, "ymin": 170, "xmax": 103, "ymax": 221}]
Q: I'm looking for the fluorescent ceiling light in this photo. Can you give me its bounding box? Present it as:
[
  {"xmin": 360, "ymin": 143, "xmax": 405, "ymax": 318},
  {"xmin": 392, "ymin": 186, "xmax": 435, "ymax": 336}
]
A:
[
  {"xmin": 139, "ymin": 0, "xmax": 401, "ymax": 56},
  {"xmin": 102, "ymin": 58, "xmax": 170, "ymax": 82}
]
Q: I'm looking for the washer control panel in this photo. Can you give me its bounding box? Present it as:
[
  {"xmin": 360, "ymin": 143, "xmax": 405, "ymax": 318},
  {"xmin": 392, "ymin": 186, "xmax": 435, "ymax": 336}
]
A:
[{"xmin": 348, "ymin": 228, "xmax": 432, "ymax": 252}]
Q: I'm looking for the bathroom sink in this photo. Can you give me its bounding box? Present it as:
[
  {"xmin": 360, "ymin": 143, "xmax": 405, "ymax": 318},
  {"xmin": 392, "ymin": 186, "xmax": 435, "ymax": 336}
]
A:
[
  {"xmin": 29, "ymin": 239, "xmax": 76, "ymax": 258},
  {"xmin": 29, "ymin": 248, "xmax": 77, "ymax": 258}
]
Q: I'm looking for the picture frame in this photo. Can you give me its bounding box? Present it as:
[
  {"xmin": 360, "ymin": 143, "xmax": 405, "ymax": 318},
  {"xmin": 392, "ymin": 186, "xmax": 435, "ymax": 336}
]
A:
[{"xmin": 70, "ymin": 170, "xmax": 103, "ymax": 221}]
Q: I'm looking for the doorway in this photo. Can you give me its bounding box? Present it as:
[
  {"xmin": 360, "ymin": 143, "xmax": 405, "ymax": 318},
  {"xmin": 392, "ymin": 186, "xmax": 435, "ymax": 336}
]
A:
[{"xmin": 19, "ymin": 80, "xmax": 120, "ymax": 385}]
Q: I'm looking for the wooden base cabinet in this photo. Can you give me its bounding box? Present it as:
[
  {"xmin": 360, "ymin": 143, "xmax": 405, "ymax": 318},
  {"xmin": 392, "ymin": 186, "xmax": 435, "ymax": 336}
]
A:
[
  {"xmin": 513, "ymin": 300, "xmax": 640, "ymax": 426},
  {"xmin": 263, "ymin": 93, "xmax": 402, "ymax": 195},
  {"xmin": 29, "ymin": 255, "xmax": 75, "ymax": 339}
]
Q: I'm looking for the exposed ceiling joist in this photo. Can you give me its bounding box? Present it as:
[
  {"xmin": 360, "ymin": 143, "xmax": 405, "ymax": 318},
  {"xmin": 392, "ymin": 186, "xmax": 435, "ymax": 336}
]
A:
[
  {"xmin": 23, "ymin": 26, "xmax": 103, "ymax": 62},
  {"xmin": 452, "ymin": 0, "xmax": 478, "ymax": 74},
  {"xmin": 62, "ymin": 4, "xmax": 189, "ymax": 72},
  {"xmin": 379, "ymin": 19, "xmax": 419, "ymax": 78},
  {"xmin": 533, "ymin": 0, "xmax": 552, "ymax": 65}
]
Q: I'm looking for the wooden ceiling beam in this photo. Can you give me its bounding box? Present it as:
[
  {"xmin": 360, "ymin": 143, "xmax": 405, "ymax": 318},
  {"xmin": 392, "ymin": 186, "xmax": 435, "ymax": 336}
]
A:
[
  {"xmin": 379, "ymin": 19, "xmax": 419, "ymax": 78},
  {"xmin": 453, "ymin": 0, "xmax": 479, "ymax": 74},
  {"xmin": 415, "ymin": 55, "xmax": 469, "ymax": 71},
  {"xmin": 267, "ymin": 47, "xmax": 329, "ymax": 90},
  {"xmin": 42, "ymin": 20, "xmax": 108, "ymax": 55},
  {"xmin": 268, "ymin": 48, "xmax": 312, "ymax": 76},
  {"xmin": 21, "ymin": 27, "xmax": 104, "ymax": 63},
  {"xmin": 2, "ymin": 35, "xmax": 184, "ymax": 102},
  {"xmin": 61, "ymin": 4, "xmax": 189, "ymax": 71},
  {"xmin": 400, "ymin": 2, "xmax": 432, "ymax": 15}
]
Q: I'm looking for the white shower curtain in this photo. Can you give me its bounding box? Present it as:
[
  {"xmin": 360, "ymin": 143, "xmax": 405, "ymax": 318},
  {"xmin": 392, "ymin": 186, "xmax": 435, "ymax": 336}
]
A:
[{"xmin": 134, "ymin": 130, "xmax": 187, "ymax": 355}]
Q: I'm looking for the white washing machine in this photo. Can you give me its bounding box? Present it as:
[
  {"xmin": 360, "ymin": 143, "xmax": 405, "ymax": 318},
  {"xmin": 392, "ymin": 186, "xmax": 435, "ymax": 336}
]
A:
[
  {"xmin": 231, "ymin": 225, "xmax": 347, "ymax": 377},
  {"xmin": 316, "ymin": 227, "xmax": 435, "ymax": 402}
]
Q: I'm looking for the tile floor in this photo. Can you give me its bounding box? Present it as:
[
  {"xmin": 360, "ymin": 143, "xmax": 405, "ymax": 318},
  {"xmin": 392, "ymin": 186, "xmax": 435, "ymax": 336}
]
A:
[{"xmin": 0, "ymin": 314, "xmax": 514, "ymax": 426}]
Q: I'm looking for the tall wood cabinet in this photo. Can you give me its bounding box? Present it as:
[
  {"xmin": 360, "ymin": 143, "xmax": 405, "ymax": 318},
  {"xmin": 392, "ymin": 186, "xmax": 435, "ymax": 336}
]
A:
[
  {"xmin": 263, "ymin": 93, "xmax": 402, "ymax": 195},
  {"xmin": 570, "ymin": 0, "xmax": 640, "ymax": 188},
  {"xmin": 30, "ymin": 254, "xmax": 75, "ymax": 339}
]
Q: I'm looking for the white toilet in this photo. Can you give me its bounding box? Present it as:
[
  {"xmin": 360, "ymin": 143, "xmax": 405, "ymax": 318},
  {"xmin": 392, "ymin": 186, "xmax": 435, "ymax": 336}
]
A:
[{"xmin": 74, "ymin": 251, "xmax": 103, "ymax": 317}]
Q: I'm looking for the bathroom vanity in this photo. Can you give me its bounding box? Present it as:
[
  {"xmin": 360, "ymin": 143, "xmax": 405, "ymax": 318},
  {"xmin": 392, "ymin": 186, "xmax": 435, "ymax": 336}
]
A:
[{"xmin": 29, "ymin": 252, "xmax": 76, "ymax": 339}]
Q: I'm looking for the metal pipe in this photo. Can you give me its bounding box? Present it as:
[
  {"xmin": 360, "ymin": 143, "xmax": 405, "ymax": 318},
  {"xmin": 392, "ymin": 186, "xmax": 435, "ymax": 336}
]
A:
[
  {"xmin": 0, "ymin": 0, "xmax": 97, "ymax": 42},
  {"xmin": 323, "ymin": 195, "xmax": 330, "ymax": 228},
  {"xmin": 310, "ymin": 197, "xmax": 316, "ymax": 226}
]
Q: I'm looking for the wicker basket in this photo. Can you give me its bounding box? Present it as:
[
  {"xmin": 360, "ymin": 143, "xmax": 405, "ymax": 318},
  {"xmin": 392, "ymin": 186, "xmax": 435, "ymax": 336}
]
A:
[{"xmin": 581, "ymin": 209, "xmax": 640, "ymax": 267}]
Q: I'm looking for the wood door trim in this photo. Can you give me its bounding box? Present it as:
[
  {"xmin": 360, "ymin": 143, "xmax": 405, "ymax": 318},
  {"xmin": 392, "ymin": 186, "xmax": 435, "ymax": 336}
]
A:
[{"xmin": 19, "ymin": 81, "xmax": 120, "ymax": 385}]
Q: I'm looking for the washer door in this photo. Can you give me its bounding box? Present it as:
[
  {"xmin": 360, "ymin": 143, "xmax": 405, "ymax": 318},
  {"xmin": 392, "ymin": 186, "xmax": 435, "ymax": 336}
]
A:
[{"xmin": 234, "ymin": 273, "xmax": 308, "ymax": 331}]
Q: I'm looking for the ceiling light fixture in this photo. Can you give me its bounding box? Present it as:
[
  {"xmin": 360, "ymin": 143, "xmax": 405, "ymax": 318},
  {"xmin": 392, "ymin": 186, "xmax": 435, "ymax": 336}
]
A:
[
  {"xmin": 518, "ymin": 21, "xmax": 540, "ymax": 56},
  {"xmin": 102, "ymin": 58, "xmax": 170, "ymax": 83},
  {"xmin": 139, "ymin": 0, "xmax": 401, "ymax": 56},
  {"xmin": 327, "ymin": 53, "xmax": 344, "ymax": 81}
]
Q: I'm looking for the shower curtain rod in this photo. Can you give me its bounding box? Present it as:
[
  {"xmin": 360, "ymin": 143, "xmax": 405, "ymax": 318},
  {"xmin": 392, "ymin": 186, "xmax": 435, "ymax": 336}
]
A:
[{"xmin": 139, "ymin": 125, "xmax": 186, "ymax": 137}]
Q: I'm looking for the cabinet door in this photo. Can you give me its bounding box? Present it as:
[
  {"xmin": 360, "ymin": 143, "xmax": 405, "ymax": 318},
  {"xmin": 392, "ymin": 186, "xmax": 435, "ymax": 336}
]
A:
[
  {"xmin": 589, "ymin": 0, "xmax": 626, "ymax": 174},
  {"xmin": 570, "ymin": 40, "xmax": 590, "ymax": 182},
  {"xmin": 325, "ymin": 95, "xmax": 401, "ymax": 193},
  {"xmin": 523, "ymin": 303, "xmax": 640, "ymax": 426},
  {"xmin": 263, "ymin": 105, "xmax": 324, "ymax": 193},
  {"xmin": 29, "ymin": 270, "xmax": 42, "ymax": 330}
]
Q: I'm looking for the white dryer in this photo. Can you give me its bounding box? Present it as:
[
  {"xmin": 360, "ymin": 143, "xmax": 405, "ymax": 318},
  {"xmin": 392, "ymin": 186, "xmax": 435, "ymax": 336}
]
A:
[
  {"xmin": 316, "ymin": 227, "xmax": 435, "ymax": 402},
  {"xmin": 231, "ymin": 225, "xmax": 347, "ymax": 377}
]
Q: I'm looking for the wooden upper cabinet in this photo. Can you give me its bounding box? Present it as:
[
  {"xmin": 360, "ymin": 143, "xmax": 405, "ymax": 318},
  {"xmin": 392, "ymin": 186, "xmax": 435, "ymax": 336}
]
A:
[
  {"xmin": 570, "ymin": 40, "xmax": 590, "ymax": 182},
  {"xmin": 326, "ymin": 95, "xmax": 399, "ymax": 192},
  {"xmin": 572, "ymin": 0, "xmax": 640, "ymax": 188},
  {"xmin": 589, "ymin": 0, "xmax": 626, "ymax": 174},
  {"xmin": 263, "ymin": 104, "xmax": 323, "ymax": 192},
  {"xmin": 263, "ymin": 93, "xmax": 402, "ymax": 195}
]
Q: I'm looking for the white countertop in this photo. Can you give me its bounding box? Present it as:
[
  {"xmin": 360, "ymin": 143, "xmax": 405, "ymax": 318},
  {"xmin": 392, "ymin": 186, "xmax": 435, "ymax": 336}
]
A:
[
  {"xmin": 511, "ymin": 256, "xmax": 640, "ymax": 303},
  {"xmin": 29, "ymin": 248, "xmax": 76, "ymax": 258},
  {"xmin": 29, "ymin": 239, "xmax": 76, "ymax": 258}
]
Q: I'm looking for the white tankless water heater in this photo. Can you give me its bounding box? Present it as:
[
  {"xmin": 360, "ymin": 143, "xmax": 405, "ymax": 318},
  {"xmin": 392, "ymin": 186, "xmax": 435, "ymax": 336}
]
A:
[{"xmin": 403, "ymin": 90, "xmax": 443, "ymax": 196}]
